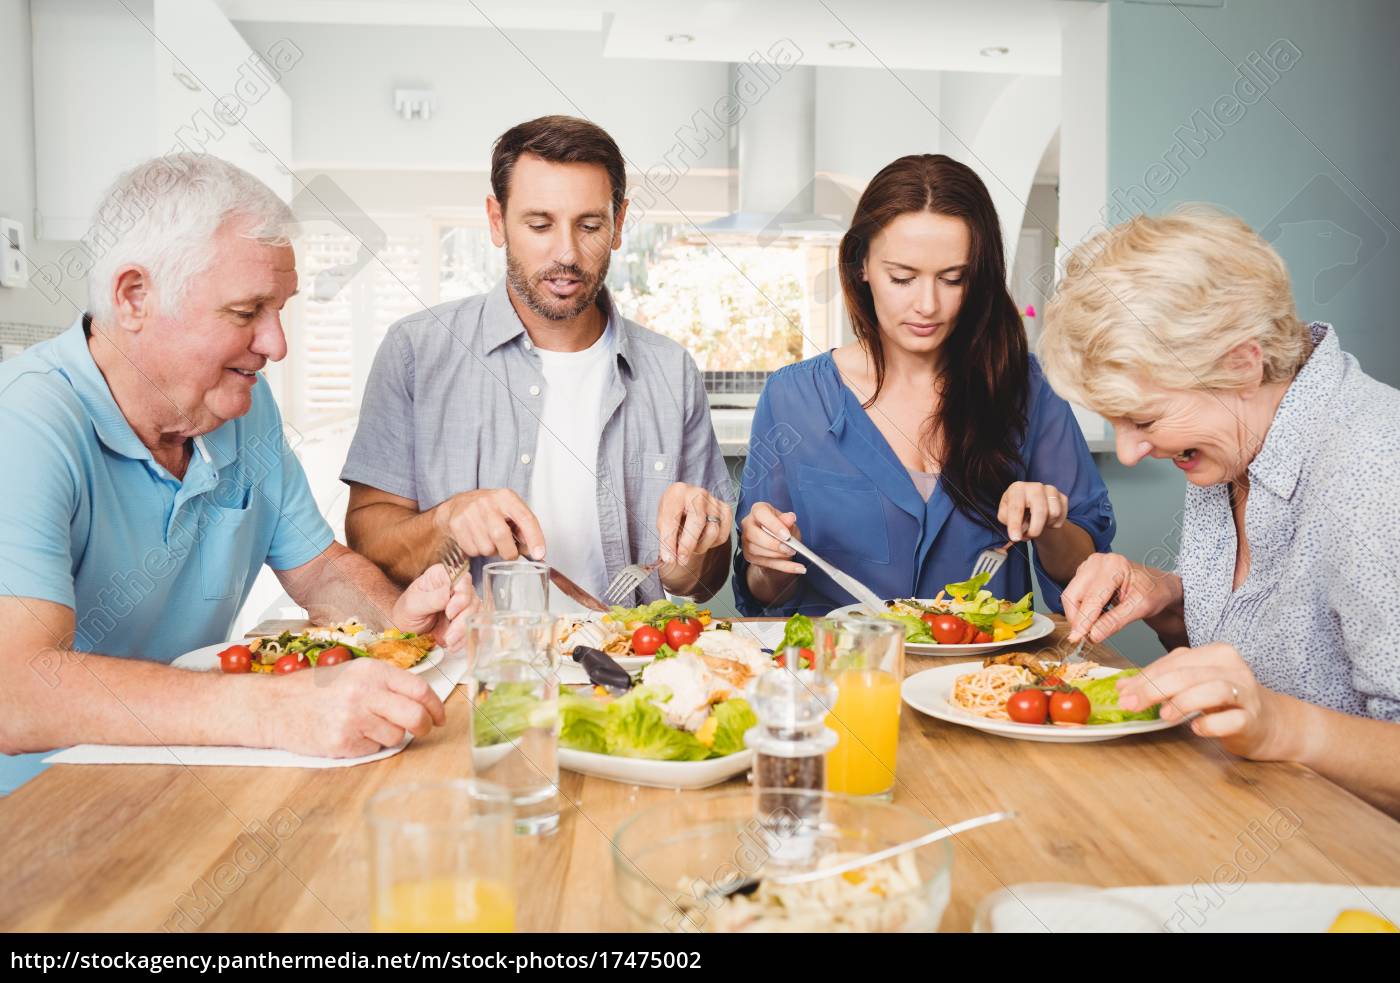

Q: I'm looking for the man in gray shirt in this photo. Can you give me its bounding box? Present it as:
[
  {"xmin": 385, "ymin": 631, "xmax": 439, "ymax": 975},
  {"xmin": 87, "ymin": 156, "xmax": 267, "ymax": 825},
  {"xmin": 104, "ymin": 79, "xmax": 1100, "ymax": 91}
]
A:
[{"xmin": 342, "ymin": 116, "xmax": 733, "ymax": 607}]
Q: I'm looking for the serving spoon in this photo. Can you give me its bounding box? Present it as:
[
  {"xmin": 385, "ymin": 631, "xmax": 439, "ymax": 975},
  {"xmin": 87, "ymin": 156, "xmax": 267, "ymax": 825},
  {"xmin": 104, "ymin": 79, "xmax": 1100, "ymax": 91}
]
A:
[{"xmin": 705, "ymin": 809, "xmax": 1016, "ymax": 901}]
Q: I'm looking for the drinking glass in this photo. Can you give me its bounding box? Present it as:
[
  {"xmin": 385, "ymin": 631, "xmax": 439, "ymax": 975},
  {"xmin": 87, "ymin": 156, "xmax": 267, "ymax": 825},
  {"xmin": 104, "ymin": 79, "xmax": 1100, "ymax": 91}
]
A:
[
  {"xmin": 482, "ymin": 560, "xmax": 549, "ymax": 612},
  {"xmin": 366, "ymin": 779, "xmax": 515, "ymax": 932},
  {"xmin": 812, "ymin": 617, "xmax": 904, "ymax": 799},
  {"xmin": 467, "ymin": 611, "xmax": 561, "ymax": 835}
]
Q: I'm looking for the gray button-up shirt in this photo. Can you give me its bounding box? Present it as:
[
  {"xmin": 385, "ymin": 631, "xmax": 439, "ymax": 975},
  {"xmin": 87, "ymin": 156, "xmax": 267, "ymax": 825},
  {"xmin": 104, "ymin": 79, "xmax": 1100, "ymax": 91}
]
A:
[
  {"xmin": 341, "ymin": 281, "xmax": 730, "ymax": 603},
  {"xmin": 1177, "ymin": 323, "xmax": 1400, "ymax": 721}
]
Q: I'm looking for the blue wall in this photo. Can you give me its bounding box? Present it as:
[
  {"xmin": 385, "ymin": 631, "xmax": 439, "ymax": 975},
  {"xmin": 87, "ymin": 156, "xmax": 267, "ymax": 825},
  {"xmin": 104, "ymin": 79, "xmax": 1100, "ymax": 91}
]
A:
[{"xmin": 1099, "ymin": 0, "xmax": 1400, "ymax": 666}]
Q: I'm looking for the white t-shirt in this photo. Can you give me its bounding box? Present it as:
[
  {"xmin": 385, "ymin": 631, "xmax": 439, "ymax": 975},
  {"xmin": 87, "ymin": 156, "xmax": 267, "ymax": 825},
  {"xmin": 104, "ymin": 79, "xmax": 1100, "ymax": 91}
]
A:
[{"xmin": 527, "ymin": 325, "xmax": 613, "ymax": 612}]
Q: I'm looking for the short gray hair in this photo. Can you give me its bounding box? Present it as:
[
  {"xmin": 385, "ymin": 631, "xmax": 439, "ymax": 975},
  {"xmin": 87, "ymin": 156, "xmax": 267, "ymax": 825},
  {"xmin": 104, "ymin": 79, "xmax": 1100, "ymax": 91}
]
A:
[{"xmin": 87, "ymin": 153, "xmax": 296, "ymax": 321}]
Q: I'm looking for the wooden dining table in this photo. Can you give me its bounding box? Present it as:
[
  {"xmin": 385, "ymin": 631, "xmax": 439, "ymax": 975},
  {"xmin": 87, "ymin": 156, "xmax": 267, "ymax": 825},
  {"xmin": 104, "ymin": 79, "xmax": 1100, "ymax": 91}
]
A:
[{"xmin": 3, "ymin": 616, "xmax": 1399, "ymax": 933}]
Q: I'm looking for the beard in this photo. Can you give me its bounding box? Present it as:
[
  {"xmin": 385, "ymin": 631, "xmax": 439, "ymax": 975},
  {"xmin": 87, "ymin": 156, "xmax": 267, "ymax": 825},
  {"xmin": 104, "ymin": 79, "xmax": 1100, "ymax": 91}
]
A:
[{"xmin": 505, "ymin": 251, "xmax": 610, "ymax": 322}]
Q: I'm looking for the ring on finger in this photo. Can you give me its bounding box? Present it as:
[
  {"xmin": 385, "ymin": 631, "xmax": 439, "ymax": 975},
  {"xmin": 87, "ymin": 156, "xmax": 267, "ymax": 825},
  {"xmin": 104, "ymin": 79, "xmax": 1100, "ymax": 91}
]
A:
[{"xmin": 705, "ymin": 515, "xmax": 722, "ymax": 524}]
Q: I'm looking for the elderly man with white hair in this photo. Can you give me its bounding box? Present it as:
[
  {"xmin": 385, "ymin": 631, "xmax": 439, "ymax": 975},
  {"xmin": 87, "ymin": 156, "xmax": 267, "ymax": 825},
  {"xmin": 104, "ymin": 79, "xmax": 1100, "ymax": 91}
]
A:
[{"xmin": 0, "ymin": 154, "xmax": 475, "ymax": 785}]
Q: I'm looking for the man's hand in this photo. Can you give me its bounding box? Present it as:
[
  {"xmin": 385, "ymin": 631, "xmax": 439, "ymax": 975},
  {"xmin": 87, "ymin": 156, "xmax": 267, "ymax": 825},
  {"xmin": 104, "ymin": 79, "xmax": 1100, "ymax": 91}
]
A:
[
  {"xmin": 391, "ymin": 562, "xmax": 481, "ymax": 652},
  {"xmin": 433, "ymin": 488, "xmax": 547, "ymax": 562},
  {"xmin": 257, "ymin": 657, "xmax": 447, "ymax": 758},
  {"xmin": 655, "ymin": 482, "xmax": 732, "ymax": 594}
]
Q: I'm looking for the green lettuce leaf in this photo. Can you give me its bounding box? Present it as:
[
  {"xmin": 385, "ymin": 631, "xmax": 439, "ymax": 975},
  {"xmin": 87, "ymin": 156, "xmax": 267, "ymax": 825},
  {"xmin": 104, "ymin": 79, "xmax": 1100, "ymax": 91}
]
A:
[
  {"xmin": 473, "ymin": 682, "xmax": 549, "ymax": 747},
  {"xmin": 959, "ymin": 611, "xmax": 997, "ymax": 632},
  {"xmin": 1072, "ymin": 669, "xmax": 1162, "ymax": 724},
  {"xmin": 558, "ymin": 690, "xmax": 609, "ymax": 754},
  {"xmin": 944, "ymin": 571, "xmax": 992, "ymax": 599},
  {"xmin": 603, "ymin": 687, "xmax": 710, "ymax": 761},
  {"xmin": 879, "ymin": 612, "xmax": 933, "ymax": 644},
  {"xmin": 707, "ymin": 699, "xmax": 757, "ymax": 757},
  {"xmin": 994, "ymin": 609, "xmax": 1034, "ymax": 630},
  {"xmin": 607, "ymin": 599, "xmax": 702, "ymax": 629},
  {"xmin": 779, "ymin": 613, "xmax": 814, "ymax": 652}
]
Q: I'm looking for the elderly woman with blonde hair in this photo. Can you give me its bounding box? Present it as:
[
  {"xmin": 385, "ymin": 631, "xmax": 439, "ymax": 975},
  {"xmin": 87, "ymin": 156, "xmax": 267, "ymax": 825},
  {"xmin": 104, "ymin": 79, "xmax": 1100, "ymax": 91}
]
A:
[{"xmin": 1040, "ymin": 208, "xmax": 1400, "ymax": 816}]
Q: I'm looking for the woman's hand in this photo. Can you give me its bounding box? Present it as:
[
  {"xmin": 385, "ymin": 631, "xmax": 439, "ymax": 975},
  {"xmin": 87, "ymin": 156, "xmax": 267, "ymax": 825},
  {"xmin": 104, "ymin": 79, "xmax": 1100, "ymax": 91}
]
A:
[
  {"xmin": 998, "ymin": 481, "xmax": 1068, "ymax": 542},
  {"xmin": 1062, "ymin": 552, "xmax": 1180, "ymax": 643},
  {"xmin": 739, "ymin": 502, "xmax": 806, "ymax": 577},
  {"xmin": 1118, "ymin": 642, "xmax": 1298, "ymax": 760}
]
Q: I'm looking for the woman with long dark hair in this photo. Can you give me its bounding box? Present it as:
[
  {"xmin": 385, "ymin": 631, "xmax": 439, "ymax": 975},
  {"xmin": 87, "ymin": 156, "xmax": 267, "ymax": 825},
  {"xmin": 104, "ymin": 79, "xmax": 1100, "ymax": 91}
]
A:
[{"xmin": 734, "ymin": 154, "xmax": 1115, "ymax": 615}]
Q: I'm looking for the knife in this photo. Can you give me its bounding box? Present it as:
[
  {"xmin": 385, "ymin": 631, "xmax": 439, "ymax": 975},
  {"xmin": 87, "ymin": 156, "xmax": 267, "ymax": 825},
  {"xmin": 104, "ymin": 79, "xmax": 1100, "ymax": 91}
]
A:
[
  {"xmin": 547, "ymin": 565, "xmax": 610, "ymax": 613},
  {"xmin": 510, "ymin": 531, "xmax": 610, "ymax": 612},
  {"xmin": 763, "ymin": 526, "xmax": 884, "ymax": 614}
]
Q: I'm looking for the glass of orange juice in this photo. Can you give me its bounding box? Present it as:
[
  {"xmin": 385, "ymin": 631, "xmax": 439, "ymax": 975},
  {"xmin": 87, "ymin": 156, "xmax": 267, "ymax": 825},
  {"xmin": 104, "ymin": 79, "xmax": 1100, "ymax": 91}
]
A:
[
  {"xmin": 366, "ymin": 779, "xmax": 516, "ymax": 932},
  {"xmin": 813, "ymin": 618, "xmax": 904, "ymax": 799}
]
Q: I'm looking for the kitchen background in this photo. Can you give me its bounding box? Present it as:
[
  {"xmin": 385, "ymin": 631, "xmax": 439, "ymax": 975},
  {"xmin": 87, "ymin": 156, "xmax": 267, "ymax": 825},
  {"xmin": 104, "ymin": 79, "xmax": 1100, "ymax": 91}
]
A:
[{"xmin": 2, "ymin": 0, "xmax": 1397, "ymax": 672}]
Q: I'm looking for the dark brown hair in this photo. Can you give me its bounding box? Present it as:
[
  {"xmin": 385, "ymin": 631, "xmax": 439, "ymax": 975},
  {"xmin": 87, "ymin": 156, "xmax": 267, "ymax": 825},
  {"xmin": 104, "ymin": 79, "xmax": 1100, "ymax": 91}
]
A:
[
  {"xmin": 838, "ymin": 154, "xmax": 1029, "ymax": 528},
  {"xmin": 490, "ymin": 115, "xmax": 627, "ymax": 217}
]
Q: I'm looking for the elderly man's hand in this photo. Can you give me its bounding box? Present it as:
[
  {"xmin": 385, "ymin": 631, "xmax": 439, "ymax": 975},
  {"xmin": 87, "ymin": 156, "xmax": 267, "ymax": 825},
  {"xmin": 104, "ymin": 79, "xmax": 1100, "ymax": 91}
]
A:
[
  {"xmin": 1117, "ymin": 642, "xmax": 1298, "ymax": 761},
  {"xmin": 259, "ymin": 657, "xmax": 447, "ymax": 758},
  {"xmin": 391, "ymin": 562, "xmax": 481, "ymax": 652}
]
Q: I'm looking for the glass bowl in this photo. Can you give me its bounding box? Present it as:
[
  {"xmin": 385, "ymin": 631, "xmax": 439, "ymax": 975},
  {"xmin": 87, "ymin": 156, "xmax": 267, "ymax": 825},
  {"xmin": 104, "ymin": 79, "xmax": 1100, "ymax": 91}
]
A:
[{"xmin": 611, "ymin": 788, "xmax": 953, "ymax": 933}]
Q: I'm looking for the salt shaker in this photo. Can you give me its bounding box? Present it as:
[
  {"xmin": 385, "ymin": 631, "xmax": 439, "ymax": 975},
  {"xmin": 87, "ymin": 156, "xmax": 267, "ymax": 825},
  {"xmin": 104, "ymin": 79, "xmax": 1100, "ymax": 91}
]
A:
[{"xmin": 745, "ymin": 656, "xmax": 838, "ymax": 864}]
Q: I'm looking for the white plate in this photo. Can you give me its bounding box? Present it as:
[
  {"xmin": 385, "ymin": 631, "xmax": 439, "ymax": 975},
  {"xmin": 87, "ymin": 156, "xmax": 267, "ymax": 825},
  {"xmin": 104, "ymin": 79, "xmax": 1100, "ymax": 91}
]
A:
[
  {"xmin": 558, "ymin": 747, "xmax": 753, "ymax": 790},
  {"xmin": 828, "ymin": 603, "xmax": 1056, "ymax": 656},
  {"xmin": 562, "ymin": 617, "xmax": 758, "ymax": 670},
  {"xmin": 901, "ymin": 661, "xmax": 1183, "ymax": 743},
  {"xmin": 171, "ymin": 639, "xmax": 447, "ymax": 676},
  {"xmin": 977, "ymin": 883, "xmax": 1400, "ymax": 933}
]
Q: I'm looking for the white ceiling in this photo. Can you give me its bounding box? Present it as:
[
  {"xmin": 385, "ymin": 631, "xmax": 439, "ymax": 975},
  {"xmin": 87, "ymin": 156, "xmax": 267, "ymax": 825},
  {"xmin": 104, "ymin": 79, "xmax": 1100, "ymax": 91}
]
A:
[{"xmin": 216, "ymin": 0, "xmax": 1102, "ymax": 75}]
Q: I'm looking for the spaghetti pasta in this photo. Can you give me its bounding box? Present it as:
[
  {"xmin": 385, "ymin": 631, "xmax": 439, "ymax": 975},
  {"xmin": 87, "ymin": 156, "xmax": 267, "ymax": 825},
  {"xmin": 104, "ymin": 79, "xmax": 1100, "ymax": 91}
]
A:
[{"xmin": 951, "ymin": 665, "xmax": 1034, "ymax": 719}]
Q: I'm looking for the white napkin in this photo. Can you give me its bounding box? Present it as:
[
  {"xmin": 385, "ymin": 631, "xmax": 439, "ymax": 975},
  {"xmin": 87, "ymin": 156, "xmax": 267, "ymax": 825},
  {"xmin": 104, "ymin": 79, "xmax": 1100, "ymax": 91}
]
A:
[
  {"xmin": 731, "ymin": 620, "xmax": 791, "ymax": 651},
  {"xmin": 42, "ymin": 651, "xmax": 468, "ymax": 769}
]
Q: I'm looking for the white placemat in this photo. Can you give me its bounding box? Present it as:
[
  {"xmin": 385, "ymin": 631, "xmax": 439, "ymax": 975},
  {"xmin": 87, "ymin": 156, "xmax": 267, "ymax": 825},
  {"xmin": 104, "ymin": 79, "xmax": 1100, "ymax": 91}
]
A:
[{"xmin": 42, "ymin": 651, "xmax": 468, "ymax": 769}]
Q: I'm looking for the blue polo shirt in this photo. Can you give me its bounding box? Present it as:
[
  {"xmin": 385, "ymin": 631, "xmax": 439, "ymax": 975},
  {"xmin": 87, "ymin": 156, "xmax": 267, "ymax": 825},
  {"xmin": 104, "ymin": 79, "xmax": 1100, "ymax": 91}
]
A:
[{"xmin": 0, "ymin": 316, "xmax": 334, "ymax": 786}]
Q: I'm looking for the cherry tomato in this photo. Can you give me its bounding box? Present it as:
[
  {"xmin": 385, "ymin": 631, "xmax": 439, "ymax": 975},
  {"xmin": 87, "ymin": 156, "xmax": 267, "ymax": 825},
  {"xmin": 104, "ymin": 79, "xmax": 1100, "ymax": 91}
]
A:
[
  {"xmin": 798, "ymin": 647, "xmax": 815, "ymax": 670},
  {"xmin": 316, "ymin": 646, "xmax": 351, "ymax": 668},
  {"xmin": 927, "ymin": 614, "xmax": 969, "ymax": 645},
  {"xmin": 958, "ymin": 620, "xmax": 979, "ymax": 645},
  {"xmin": 664, "ymin": 617, "xmax": 702, "ymax": 648},
  {"xmin": 273, "ymin": 653, "xmax": 308, "ymax": 675},
  {"xmin": 973, "ymin": 630, "xmax": 993, "ymax": 644},
  {"xmin": 631, "ymin": 625, "xmax": 666, "ymax": 656},
  {"xmin": 218, "ymin": 644, "xmax": 252, "ymax": 674},
  {"xmin": 1049, "ymin": 689, "xmax": 1091, "ymax": 725},
  {"xmin": 1006, "ymin": 688, "xmax": 1049, "ymax": 725}
]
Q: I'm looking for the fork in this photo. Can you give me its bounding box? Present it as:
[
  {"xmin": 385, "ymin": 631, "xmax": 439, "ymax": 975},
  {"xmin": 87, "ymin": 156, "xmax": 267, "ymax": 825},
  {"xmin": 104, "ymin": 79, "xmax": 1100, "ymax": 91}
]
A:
[
  {"xmin": 969, "ymin": 539, "xmax": 1016, "ymax": 582},
  {"xmin": 439, "ymin": 536, "xmax": 472, "ymax": 587},
  {"xmin": 603, "ymin": 558, "xmax": 664, "ymax": 605}
]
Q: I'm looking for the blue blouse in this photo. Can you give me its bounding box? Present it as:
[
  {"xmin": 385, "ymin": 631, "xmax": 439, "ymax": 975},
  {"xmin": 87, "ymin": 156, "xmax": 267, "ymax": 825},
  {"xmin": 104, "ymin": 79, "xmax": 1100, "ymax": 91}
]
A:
[{"xmin": 733, "ymin": 352, "xmax": 1116, "ymax": 616}]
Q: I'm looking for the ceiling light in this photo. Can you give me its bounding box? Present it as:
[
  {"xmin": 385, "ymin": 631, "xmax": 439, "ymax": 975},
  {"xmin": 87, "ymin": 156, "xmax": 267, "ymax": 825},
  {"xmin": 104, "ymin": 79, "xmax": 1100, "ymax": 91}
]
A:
[
  {"xmin": 827, "ymin": 40, "xmax": 856, "ymax": 50},
  {"xmin": 666, "ymin": 33, "xmax": 695, "ymax": 45},
  {"xmin": 980, "ymin": 46, "xmax": 1010, "ymax": 58}
]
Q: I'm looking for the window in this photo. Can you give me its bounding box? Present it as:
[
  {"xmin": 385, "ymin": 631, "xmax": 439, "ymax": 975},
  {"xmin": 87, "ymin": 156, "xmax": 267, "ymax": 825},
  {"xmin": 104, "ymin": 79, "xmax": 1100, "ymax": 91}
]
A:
[
  {"xmin": 281, "ymin": 212, "xmax": 840, "ymax": 430},
  {"xmin": 289, "ymin": 220, "xmax": 431, "ymax": 429}
]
